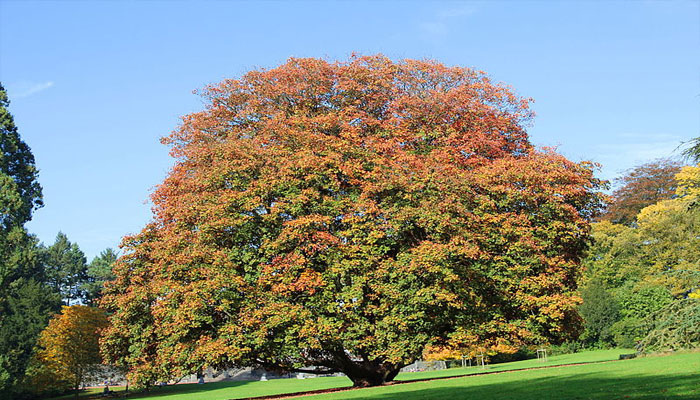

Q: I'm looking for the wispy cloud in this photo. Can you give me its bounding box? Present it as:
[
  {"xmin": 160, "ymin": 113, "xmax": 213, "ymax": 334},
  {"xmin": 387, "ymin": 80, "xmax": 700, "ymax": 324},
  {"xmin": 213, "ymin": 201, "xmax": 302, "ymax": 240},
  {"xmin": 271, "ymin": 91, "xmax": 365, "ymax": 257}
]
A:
[
  {"xmin": 6, "ymin": 81, "xmax": 55, "ymax": 98},
  {"xmin": 418, "ymin": 4, "xmax": 477, "ymax": 42},
  {"xmin": 436, "ymin": 5, "xmax": 477, "ymax": 19}
]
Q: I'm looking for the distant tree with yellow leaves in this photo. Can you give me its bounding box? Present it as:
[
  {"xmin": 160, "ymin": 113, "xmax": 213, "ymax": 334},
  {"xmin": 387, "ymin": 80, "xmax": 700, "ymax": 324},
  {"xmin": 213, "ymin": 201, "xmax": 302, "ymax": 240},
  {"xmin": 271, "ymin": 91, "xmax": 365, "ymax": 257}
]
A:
[{"xmin": 32, "ymin": 305, "xmax": 108, "ymax": 399}]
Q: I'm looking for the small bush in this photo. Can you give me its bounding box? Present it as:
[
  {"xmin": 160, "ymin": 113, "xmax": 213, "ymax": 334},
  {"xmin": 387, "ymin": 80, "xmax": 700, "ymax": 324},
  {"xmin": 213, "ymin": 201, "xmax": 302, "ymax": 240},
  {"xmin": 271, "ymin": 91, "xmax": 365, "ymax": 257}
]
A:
[
  {"xmin": 611, "ymin": 317, "xmax": 648, "ymax": 348},
  {"xmin": 548, "ymin": 342, "xmax": 586, "ymax": 356},
  {"xmin": 488, "ymin": 348, "xmax": 535, "ymax": 364}
]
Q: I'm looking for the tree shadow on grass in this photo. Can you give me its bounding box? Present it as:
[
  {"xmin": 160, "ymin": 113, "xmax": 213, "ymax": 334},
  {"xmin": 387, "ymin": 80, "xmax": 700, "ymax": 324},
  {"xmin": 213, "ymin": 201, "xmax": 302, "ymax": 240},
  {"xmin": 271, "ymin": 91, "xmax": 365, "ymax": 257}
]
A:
[
  {"xmin": 124, "ymin": 380, "xmax": 255, "ymax": 398},
  {"xmin": 346, "ymin": 372, "xmax": 700, "ymax": 400}
]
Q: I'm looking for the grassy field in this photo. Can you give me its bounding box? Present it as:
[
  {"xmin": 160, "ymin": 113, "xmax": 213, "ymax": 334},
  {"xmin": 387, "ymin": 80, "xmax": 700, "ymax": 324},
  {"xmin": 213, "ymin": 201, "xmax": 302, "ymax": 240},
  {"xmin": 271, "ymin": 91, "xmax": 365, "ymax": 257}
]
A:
[
  {"xmin": 307, "ymin": 351, "xmax": 700, "ymax": 400},
  {"xmin": 395, "ymin": 348, "xmax": 631, "ymax": 381},
  {"xmin": 58, "ymin": 349, "xmax": 699, "ymax": 400}
]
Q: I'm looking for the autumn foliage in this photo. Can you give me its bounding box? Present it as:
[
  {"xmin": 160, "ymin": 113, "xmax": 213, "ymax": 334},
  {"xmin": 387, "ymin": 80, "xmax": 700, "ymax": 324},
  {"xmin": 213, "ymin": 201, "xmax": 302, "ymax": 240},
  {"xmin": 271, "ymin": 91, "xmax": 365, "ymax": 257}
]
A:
[
  {"xmin": 101, "ymin": 56, "xmax": 605, "ymax": 387},
  {"xmin": 602, "ymin": 158, "xmax": 682, "ymax": 226},
  {"xmin": 31, "ymin": 305, "xmax": 108, "ymax": 398}
]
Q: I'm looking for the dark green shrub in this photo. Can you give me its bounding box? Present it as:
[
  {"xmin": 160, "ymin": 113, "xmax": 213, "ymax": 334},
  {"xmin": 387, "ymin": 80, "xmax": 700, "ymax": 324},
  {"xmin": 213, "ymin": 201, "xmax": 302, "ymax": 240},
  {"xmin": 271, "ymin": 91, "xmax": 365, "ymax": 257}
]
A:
[
  {"xmin": 611, "ymin": 317, "xmax": 647, "ymax": 348},
  {"xmin": 579, "ymin": 280, "xmax": 620, "ymax": 347},
  {"xmin": 548, "ymin": 341, "xmax": 585, "ymax": 356}
]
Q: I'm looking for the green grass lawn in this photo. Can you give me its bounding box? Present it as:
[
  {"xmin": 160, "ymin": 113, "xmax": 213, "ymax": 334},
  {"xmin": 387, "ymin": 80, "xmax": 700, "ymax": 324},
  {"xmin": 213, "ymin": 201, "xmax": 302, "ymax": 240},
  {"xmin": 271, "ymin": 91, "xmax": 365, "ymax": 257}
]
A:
[
  {"xmin": 60, "ymin": 349, "xmax": 699, "ymax": 400},
  {"xmin": 307, "ymin": 351, "xmax": 700, "ymax": 400},
  {"xmin": 395, "ymin": 348, "xmax": 633, "ymax": 381}
]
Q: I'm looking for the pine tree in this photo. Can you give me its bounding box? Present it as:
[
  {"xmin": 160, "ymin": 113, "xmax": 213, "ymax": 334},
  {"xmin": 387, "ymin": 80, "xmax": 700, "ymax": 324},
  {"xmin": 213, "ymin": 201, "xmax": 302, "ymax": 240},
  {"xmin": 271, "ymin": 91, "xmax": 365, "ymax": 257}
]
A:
[
  {"xmin": 0, "ymin": 83, "xmax": 42, "ymax": 229},
  {"xmin": 44, "ymin": 232, "xmax": 88, "ymax": 305},
  {"xmin": 83, "ymin": 248, "xmax": 118, "ymax": 306},
  {"xmin": 0, "ymin": 82, "xmax": 60, "ymax": 396}
]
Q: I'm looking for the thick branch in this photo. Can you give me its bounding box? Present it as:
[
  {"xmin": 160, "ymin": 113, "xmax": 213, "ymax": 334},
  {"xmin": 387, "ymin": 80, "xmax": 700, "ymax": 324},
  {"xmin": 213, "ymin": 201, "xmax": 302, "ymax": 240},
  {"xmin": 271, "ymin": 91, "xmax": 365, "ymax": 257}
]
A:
[{"xmin": 254, "ymin": 359, "xmax": 339, "ymax": 375}]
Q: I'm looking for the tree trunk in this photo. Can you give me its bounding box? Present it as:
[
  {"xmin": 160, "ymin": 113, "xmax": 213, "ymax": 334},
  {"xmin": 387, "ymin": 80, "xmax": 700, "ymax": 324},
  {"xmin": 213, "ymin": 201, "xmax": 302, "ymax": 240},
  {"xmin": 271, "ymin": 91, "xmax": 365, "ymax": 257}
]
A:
[
  {"xmin": 324, "ymin": 348, "xmax": 405, "ymax": 387},
  {"xmin": 342, "ymin": 361, "xmax": 403, "ymax": 387}
]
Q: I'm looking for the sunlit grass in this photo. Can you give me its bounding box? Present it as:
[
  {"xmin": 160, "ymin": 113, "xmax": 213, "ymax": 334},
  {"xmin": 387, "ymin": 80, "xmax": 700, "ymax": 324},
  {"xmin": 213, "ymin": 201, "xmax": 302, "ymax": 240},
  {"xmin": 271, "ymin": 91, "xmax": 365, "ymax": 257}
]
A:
[
  {"xmin": 308, "ymin": 351, "xmax": 700, "ymax": 400},
  {"xmin": 51, "ymin": 349, "xmax": 700, "ymax": 400}
]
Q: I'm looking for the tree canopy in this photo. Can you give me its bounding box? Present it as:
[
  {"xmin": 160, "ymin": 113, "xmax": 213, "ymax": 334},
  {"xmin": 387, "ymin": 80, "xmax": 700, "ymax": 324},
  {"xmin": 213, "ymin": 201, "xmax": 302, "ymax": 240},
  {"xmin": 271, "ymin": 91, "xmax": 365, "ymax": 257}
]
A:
[
  {"xmin": 83, "ymin": 248, "xmax": 118, "ymax": 306},
  {"xmin": 44, "ymin": 232, "xmax": 88, "ymax": 305},
  {"xmin": 101, "ymin": 56, "xmax": 605, "ymax": 387},
  {"xmin": 30, "ymin": 305, "xmax": 108, "ymax": 399},
  {"xmin": 602, "ymin": 158, "xmax": 682, "ymax": 226}
]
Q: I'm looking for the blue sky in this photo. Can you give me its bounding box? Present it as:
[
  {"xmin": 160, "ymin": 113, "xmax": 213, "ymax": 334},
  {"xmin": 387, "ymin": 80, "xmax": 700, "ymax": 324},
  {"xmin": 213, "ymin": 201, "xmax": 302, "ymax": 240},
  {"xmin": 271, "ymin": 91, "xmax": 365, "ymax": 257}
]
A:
[{"xmin": 1, "ymin": 0, "xmax": 698, "ymax": 259}]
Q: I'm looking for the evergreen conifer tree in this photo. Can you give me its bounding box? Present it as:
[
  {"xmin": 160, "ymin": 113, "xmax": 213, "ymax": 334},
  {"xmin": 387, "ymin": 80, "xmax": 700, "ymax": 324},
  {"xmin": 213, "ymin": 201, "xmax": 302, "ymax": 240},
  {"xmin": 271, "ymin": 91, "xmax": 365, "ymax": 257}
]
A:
[{"xmin": 0, "ymin": 82, "xmax": 61, "ymax": 397}]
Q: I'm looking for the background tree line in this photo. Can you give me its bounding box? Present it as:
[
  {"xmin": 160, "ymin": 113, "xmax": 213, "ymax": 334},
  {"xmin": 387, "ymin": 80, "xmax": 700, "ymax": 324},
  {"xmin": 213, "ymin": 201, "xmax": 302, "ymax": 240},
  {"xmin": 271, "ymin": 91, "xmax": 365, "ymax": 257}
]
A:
[
  {"xmin": 577, "ymin": 157, "xmax": 699, "ymax": 352},
  {"xmin": 0, "ymin": 83, "xmax": 116, "ymax": 399}
]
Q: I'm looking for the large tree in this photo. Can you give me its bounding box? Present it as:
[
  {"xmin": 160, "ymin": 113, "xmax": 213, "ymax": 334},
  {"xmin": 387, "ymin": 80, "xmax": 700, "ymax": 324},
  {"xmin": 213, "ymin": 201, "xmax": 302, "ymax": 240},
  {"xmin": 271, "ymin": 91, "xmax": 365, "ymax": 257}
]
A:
[
  {"xmin": 0, "ymin": 83, "xmax": 60, "ymax": 396},
  {"xmin": 0, "ymin": 82, "xmax": 44, "ymax": 290},
  {"xmin": 102, "ymin": 56, "xmax": 604, "ymax": 387}
]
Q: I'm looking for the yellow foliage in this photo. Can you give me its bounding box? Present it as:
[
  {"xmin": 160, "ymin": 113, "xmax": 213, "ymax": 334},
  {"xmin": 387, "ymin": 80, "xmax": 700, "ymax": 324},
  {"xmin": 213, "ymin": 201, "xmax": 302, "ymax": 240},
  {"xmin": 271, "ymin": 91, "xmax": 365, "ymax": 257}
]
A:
[
  {"xmin": 423, "ymin": 340, "xmax": 519, "ymax": 361},
  {"xmin": 636, "ymin": 164, "xmax": 699, "ymax": 224},
  {"xmin": 32, "ymin": 305, "xmax": 109, "ymax": 392},
  {"xmin": 586, "ymin": 164, "xmax": 700, "ymax": 299},
  {"xmin": 674, "ymin": 164, "xmax": 700, "ymax": 199},
  {"xmin": 423, "ymin": 345, "xmax": 463, "ymax": 361}
]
